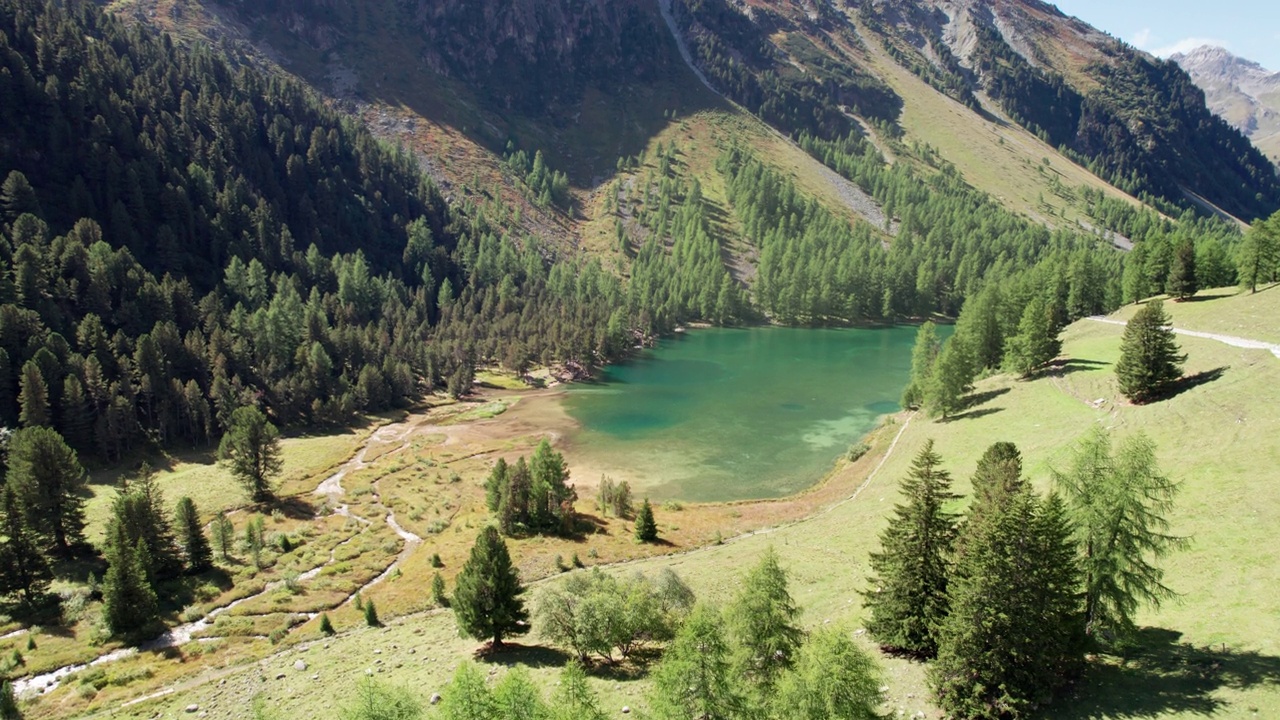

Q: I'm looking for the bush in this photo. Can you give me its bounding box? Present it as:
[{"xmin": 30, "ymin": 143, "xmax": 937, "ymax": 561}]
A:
[{"xmin": 846, "ymin": 441, "xmax": 871, "ymax": 462}]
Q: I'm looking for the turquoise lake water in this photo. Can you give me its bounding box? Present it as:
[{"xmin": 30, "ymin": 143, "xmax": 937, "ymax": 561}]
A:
[{"xmin": 562, "ymin": 326, "xmax": 927, "ymax": 502}]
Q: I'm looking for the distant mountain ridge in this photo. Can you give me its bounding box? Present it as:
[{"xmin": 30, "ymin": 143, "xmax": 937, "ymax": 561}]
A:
[{"xmin": 1172, "ymin": 45, "xmax": 1280, "ymax": 165}]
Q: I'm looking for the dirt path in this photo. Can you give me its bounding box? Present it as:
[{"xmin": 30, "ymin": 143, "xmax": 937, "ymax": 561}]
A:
[{"xmin": 1088, "ymin": 317, "xmax": 1280, "ymax": 358}]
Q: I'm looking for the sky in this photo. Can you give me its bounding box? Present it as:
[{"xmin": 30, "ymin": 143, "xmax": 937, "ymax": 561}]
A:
[{"xmin": 1050, "ymin": 0, "xmax": 1280, "ymax": 71}]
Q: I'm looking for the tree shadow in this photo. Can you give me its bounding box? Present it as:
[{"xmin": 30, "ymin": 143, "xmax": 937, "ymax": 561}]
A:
[
  {"xmin": 964, "ymin": 387, "xmax": 1010, "ymax": 409},
  {"xmin": 1052, "ymin": 628, "xmax": 1280, "ymax": 719},
  {"xmin": 475, "ymin": 642, "xmax": 570, "ymax": 669},
  {"xmin": 272, "ymin": 495, "xmax": 319, "ymax": 520},
  {"xmin": 1148, "ymin": 367, "xmax": 1229, "ymax": 403},
  {"xmin": 943, "ymin": 407, "xmax": 1003, "ymax": 422},
  {"xmin": 1044, "ymin": 358, "xmax": 1111, "ymax": 378}
]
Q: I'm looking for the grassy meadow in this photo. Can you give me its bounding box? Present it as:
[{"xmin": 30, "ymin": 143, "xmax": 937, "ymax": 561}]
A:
[{"xmin": 11, "ymin": 288, "xmax": 1280, "ymax": 719}]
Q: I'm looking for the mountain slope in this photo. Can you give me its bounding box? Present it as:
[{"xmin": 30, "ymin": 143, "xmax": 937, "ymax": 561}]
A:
[{"xmin": 1172, "ymin": 45, "xmax": 1280, "ymax": 165}]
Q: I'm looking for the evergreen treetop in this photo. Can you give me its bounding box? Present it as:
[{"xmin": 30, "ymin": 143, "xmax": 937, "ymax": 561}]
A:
[{"xmin": 863, "ymin": 440, "xmax": 959, "ymax": 657}]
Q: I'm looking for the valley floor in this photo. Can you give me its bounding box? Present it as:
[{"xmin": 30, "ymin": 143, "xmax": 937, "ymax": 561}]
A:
[{"xmin": 14, "ymin": 289, "xmax": 1280, "ymax": 720}]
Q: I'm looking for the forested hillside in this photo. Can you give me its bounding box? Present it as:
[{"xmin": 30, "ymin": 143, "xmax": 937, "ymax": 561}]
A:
[
  {"xmin": 0, "ymin": 0, "xmax": 642, "ymax": 458},
  {"xmin": 3, "ymin": 0, "xmax": 1264, "ymax": 460}
]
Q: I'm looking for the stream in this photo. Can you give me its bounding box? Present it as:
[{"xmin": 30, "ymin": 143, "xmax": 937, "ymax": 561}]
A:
[{"xmin": 14, "ymin": 419, "xmax": 423, "ymax": 698}]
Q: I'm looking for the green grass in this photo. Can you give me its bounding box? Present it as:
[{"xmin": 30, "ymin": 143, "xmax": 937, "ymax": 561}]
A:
[
  {"xmin": 1114, "ymin": 286, "xmax": 1280, "ymax": 346},
  {"xmin": 81, "ymin": 298, "xmax": 1280, "ymax": 719}
]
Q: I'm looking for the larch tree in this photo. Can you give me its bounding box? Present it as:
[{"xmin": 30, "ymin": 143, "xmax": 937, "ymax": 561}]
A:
[
  {"xmin": 773, "ymin": 628, "xmax": 882, "ymax": 720},
  {"xmin": 925, "ymin": 335, "xmax": 974, "ymax": 419},
  {"xmin": 902, "ymin": 321, "xmax": 942, "ymax": 409},
  {"xmin": 1165, "ymin": 237, "xmax": 1198, "ymax": 300},
  {"xmin": 1237, "ymin": 212, "xmax": 1280, "ymax": 293},
  {"xmin": 218, "ymin": 406, "xmax": 283, "ymax": 503},
  {"xmin": 1002, "ymin": 294, "xmax": 1062, "ymax": 378},
  {"xmin": 6, "ymin": 426, "xmax": 86, "ymax": 554},
  {"xmin": 452, "ymin": 526, "xmax": 528, "ymax": 648},
  {"xmin": 726, "ymin": 547, "xmax": 804, "ymax": 691},
  {"xmin": 1115, "ymin": 300, "xmax": 1185, "ymax": 403},
  {"xmin": 862, "ymin": 440, "xmax": 959, "ymax": 657},
  {"xmin": 1053, "ymin": 428, "xmax": 1185, "ymax": 645},
  {"xmin": 648, "ymin": 604, "xmax": 748, "ymax": 720}
]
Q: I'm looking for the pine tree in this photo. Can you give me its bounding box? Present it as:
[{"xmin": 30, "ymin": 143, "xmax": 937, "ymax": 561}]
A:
[
  {"xmin": 319, "ymin": 613, "xmax": 335, "ymax": 636},
  {"xmin": 902, "ymin": 322, "xmax": 941, "ymax": 408},
  {"xmin": 218, "ymin": 406, "xmax": 283, "ymax": 502},
  {"xmin": 1115, "ymin": 300, "xmax": 1185, "ymax": 403},
  {"xmin": 1053, "ymin": 429, "xmax": 1185, "ymax": 645},
  {"xmin": 0, "ymin": 680, "xmax": 19, "ymax": 720},
  {"xmin": 1165, "ymin": 238, "xmax": 1198, "ymax": 300},
  {"xmin": 863, "ymin": 440, "xmax": 959, "ymax": 657},
  {"xmin": 648, "ymin": 604, "xmax": 748, "ymax": 720},
  {"xmin": 634, "ymin": 498, "xmax": 658, "ymax": 543},
  {"xmin": 727, "ymin": 547, "xmax": 803, "ymax": 690},
  {"xmin": 107, "ymin": 465, "xmax": 183, "ymax": 580},
  {"xmin": 174, "ymin": 497, "xmax": 212, "ymax": 573},
  {"xmin": 1002, "ymin": 294, "xmax": 1062, "ymax": 378},
  {"xmin": 931, "ymin": 487, "xmax": 1084, "ymax": 720},
  {"xmin": 452, "ymin": 527, "xmax": 528, "ymax": 647},
  {"xmin": 1, "ymin": 170, "xmax": 40, "ymax": 221},
  {"xmin": 0, "ymin": 487, "xmax": 52, "ymax": 608},
  {"xmin": 363, "ymin": 598, "xmax": 380, "ymax": 627},
  {"xmin": 6, "ymin": 427, "xmax": 86, "ymax": 554},
  {"xmin": 17, "ymin": 361, "xmax": 50, "ymax": 429},
  {"xmin": 102, "ymin": 529, "xmax": 160, "ymax": 638}
]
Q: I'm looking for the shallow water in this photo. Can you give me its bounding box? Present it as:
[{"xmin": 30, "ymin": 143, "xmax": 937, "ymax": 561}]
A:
[{"xmin": 563, "ymin": 326, "xmax": 930, "ymax": 502}]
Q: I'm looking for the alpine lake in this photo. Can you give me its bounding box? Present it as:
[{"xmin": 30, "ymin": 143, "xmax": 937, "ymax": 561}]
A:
[{"xmin": 562, "ymin": 326, "xmax": 942, "ymax": 503}]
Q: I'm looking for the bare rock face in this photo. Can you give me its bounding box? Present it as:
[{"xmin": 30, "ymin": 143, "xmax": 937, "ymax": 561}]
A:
[{"xmin": 1172, "ymin": 46, "xmax": 1280, "ymax": 163}]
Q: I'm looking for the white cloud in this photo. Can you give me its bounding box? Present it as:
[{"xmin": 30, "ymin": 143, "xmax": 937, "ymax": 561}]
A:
[
  {"xmin": 1132, "ymin": 28, "xmax": 1153, "ymax": 49},
  {"xmin": 1151, "ymin": 37, "xmax": 1230, "ymax": 58}
]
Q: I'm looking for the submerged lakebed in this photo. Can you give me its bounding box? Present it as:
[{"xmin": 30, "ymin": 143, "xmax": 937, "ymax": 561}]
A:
[{"xmin": 562, "ymin": 326, "xmax": 931, "ymax": 503}]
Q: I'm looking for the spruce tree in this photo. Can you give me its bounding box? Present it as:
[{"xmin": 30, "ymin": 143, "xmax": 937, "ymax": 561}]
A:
[
  {"xmin": 452, "ymin": 527, "xmax": 528, "ymax": 647},
  {"xmin": 0, "ymin": 487, "xmax": 52, "ymax": 608},
  {"xmin": 634, "ymin": 498, "xmax": 658, "ymax": 543},
  {"xmin": 363, "ymin": 598, "xmax": 380, "ymax": 627},
  {"xmin": 1054, "ymin": 429, "xmax": 1185, "ymax": 644},
  {"xmin": 1165, "ymin": 238, "xmax": 1198, "ymax": 300},
  {"xmin": 319, "ymin": 613, "xmax": 335, "ymax": 636},
  {"xmin": 218, "ymin": 406, "xmax": 283, "ymax": 503},
  {"xmin": 432, "ymin": 571, "xmax": 447, "ymax": 607},
  {"xmin": 932, "ymin": 487, "xmax": 1084, "ymax": 720},
  {"xmin": 726, "ymin": 547, "xmax": 803, "ymax": 690},
  {"xmin": 862, "ymin": 440, "xmax": 959, "ymax": 657},
  {"xmin": 648, "ymin": 604, "xmax": 748, "ymax": 720},
  {"xmin": 1115, "ymin": 300, "xmax": 1185, "ymax": 403},
  {"xmin": 7, "ymin": 427, "xmax": 86, "ymax": 554},
  {"xmin": 174, "ymin": 497, "xmax": 212, "ymax": 573},
  {"xmin": 102, "ymin": 529, "xmax": 160, "ymax": 638}
]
